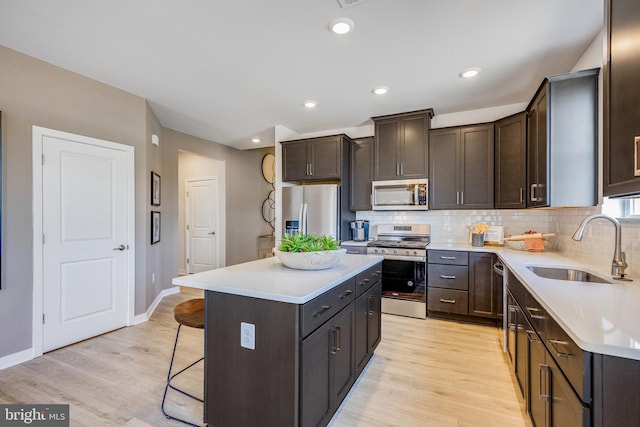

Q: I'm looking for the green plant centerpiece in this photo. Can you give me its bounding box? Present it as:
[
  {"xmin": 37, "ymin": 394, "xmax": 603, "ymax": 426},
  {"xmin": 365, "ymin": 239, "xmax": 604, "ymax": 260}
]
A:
[{"xmin": 274, "ymin": 233, "xmax": 346, "ymax": 270}]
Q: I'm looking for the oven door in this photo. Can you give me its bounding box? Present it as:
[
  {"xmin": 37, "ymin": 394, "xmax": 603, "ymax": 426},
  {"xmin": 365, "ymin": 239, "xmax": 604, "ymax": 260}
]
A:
[{"xmin": 381, "ymin": 259, "xmax": 426, "ymax": 303}]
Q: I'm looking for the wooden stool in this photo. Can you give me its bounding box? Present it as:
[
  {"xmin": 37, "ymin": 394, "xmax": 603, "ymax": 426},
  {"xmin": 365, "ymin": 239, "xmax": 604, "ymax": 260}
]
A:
[{"xmin": 161, "ymin": 298, "xmax": 205, "ymax": 426}]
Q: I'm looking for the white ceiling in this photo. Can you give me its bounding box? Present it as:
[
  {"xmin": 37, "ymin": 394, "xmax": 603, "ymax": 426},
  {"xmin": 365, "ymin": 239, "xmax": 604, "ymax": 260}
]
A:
[{"xmin": 0, "ymin": 0, "xmax": 604, "ymax": 150}]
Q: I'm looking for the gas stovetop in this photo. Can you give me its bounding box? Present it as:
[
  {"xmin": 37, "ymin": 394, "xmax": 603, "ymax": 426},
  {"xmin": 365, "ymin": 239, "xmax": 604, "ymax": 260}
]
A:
[
  {"xmin": 367, "ymin": 238, "xmax": 430, "ymax": 249},
  {"xmin": 366, "ymin": 224, "xmax": 430, "ymax": 259}
]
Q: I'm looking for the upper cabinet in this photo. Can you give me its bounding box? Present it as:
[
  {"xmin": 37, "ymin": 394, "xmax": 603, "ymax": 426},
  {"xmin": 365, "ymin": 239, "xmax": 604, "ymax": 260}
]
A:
[
  {"xmin": 495, "ymin": 113, "xmax": 527, "ymax": 209},
  {"xmin": 430, "ymin": 124, "xmax": 494, "ymax": 210},
  {"xmin": 604, "ymin": 0, "xmax": 640, "ymax": 197},
  {"xmin": 526, "ymin": 68, "xmax": 599, "ymax": 208},
  {"xmin": 281, "ymin": 134, "xmax": 352, "ymax": 183},
  {"xmin": 372, "ymin": 109, "xmax": 433, "ymax": 180},
  {"xmin": 350, "ymin": 137, "xmax": 374, "ymax": 211}
]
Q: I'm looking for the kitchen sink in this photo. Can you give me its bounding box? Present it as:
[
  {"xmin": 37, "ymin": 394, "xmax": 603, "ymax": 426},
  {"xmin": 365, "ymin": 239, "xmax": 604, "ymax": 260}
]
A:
[{"xmin": 526, "ymin": 266, "xmax": 612, "ymax": 284}]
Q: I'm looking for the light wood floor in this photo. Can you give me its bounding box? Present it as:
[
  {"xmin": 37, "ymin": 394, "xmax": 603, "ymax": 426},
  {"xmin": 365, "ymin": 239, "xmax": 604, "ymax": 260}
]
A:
[{"xmin": 0, "ymin": 288, "xmax": 530, "ymax": 426}]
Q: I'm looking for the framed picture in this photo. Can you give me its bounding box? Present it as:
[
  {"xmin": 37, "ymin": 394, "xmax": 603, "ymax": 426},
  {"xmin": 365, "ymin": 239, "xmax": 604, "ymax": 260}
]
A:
[
  {"xmin": 151, "ymin": 171, "xmax": 161, "ymax": 206},
  {"xmin": 151, "ymin": 211, "xmax": 161, "ymax": 244}
]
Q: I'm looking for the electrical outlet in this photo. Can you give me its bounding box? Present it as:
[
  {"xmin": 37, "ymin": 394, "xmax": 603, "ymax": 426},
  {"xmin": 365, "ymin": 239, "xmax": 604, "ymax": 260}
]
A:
[{"xmin": 240, "ymin": 322, "xmax": 255, "ymax": 350}]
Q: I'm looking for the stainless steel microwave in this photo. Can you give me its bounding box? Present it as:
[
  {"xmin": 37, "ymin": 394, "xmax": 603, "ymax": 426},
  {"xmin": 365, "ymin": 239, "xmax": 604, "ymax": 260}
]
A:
[{"xmin": 371, "ymin": 179, "xmax": 428, "ymax": 210}]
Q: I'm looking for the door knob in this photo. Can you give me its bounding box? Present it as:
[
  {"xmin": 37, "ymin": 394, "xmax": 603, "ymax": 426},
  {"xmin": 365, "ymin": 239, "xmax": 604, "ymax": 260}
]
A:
[{"xmin": 113, "ymin": 244, "xmax": 127, "ymax": 251}]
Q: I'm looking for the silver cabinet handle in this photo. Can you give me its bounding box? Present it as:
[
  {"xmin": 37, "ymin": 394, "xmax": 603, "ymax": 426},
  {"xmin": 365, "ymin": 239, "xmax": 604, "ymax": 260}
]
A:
[
  {"xmin": 346, "ymin": 250, "xmax": 360, "ymax": 254},
  {"xmin": 635, "ymin": 136, "xmax": 640, "ymax": 177},
  {"xmin": 440, "ymin": 275, "xmax": 456, "ymax": 279},
  {"xmin": 113, "ymin": 244, "xmax": 127, "ymax": 251},
  {"xmin": 208, "ymin": 231, "xmax": 216, "ymax": 235},
  {"xmin": 520, "ymin": 187, "xmax": 524, "ymax": 204},
  {"xmin": 334, "ymin": 326, "xmax": 341, "ymax": 352},
  {"xmin": 396, "ymin": 163, "xmax": 400, "ymax": 176},
  {"xmin": 526, "ymin": 306, "xmax": 545, "ymax": 320},
  {"xmin": 440, "ymin": 298, "xmax": 456, "ymax": 304},
  {"xmin": 440, "ymin": 256, "xmax": 456, "ymax": 260},
  {"xmin": 400, "ymin": 163, "xmax": 404, "ymax": 176},
  {"xmin": 330, "ymin": 328, "xmax": 338, "ymax": 355},
  {"xmin": 530, "ymin": 183, "xmax": 538, "ymax": 202},
  {"xmin": 548, "ymin": 339, "xmax": 574, "ymax": 358},
  {"xmin": 539, "ymin": 364, "xmax": 550, "ymax": 402},
  {"xmin": 309, "ymin": 163, "xmax": 313, "ymax": 176},
  {"xmin": 340, "ymin": 289, "xmax": 353, "ymax": 299},
  {"xmin": 456, "ymin": 191, "xmax": 460, "ymax": 205},
  {"xmin": 314, "ymin": 305, "xmax": 331, "ymax": 317},
  {"xmin": 460, "ymin": 191, "xmax": 464, "ymax": 205}
]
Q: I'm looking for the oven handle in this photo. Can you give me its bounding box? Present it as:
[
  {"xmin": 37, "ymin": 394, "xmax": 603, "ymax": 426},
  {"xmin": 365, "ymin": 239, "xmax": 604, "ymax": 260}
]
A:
[{"xmin": 369, "ymin": 254, "xmax": 426, "ymax": 262}]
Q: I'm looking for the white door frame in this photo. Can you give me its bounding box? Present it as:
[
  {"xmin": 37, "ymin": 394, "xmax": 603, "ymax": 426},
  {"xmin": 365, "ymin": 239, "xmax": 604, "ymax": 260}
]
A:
[
  {"xmin": 31, "ymin": 126, "xmax": 135, "ymax": 358},
  {"xmin": 185, "ymin": 175, "xmax": 225, "ymax": 273}
]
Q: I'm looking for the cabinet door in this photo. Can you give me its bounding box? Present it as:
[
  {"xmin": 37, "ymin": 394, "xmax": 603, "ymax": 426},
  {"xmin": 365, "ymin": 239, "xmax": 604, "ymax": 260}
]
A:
[
  {"xmin": 374, "ymin": 118, "xmax": 400, "ymax": 180},
  {"xmin": 460, "ymin": 124, "xmax": 494, "ymax": 209},
  {"xmin": 528, "ymin": 328, "xmax": 548, "ymax": 427},
  {"xmin": 354, "ymin": 289, "xmax": 370, "ymax": 375},
  {"xmin": 429, "ymin": 128, "xmax": 459, "ymax": 209},
  {"xmin": 527, "ymin": 87, "xmax": 548, "ymax": 207},
  {"xmin": 469, "ymin": 253, "xmax": 496, "ymax": 318},
  {"xmin": 399, "ymin": 114, "xmax": 429, "ymax": 178},
  {"xmin": 548, "ymin": 355, "xmax": 590, "ymax": 427},
  {"xmin": 332, "ymin": 304, "xmax": 355, "ymax": 409},
  {"xmin": 350, "ymin": 137, "xmax": 373, "ymax": 211},
  {"xmin": 282, "ymin": 142, "xmax": 309, "ymax": 182},
  {"xmin": 354, "ymin": 280, "xmax": 381, "ymax": 376},
  {"xmin": 310, "ymin": 137, "xmax": 342, "ymax": 180},
  {"xmin": 604, "ymin": 0, "xmax": 640, "ymax": 196},
  {"xmin": 300, "ymin": 321, "xmax": 333, "ymax": 427},
  {"xmin": 495, "ymin": 113, "xmax": 527, "ymax": 209},
  {"xmin": 367, "ymin": 281, "xmax": 382, "ymax": 354}
]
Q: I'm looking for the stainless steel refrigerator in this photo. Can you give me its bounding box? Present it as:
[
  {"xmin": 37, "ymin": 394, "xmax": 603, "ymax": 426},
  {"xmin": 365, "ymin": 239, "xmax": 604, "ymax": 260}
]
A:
[{"xmin": 282, "ymin": 184, "xmax": 353, "ymax": 241}]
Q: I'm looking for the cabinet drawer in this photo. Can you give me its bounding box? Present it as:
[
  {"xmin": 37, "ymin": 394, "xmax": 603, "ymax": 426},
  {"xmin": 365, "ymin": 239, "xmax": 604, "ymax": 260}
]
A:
[
  {"xmin": 428, "ymin": 265, "xmax": 469, "ymax": 290},
  {"xmin": 428, "ymin": 288, "xmax": 468, "ymax": 315},
  {"xmin": 546, "ymin": 316, "xmax": 591, "ymax": 402},
  {"xmin": 428, "ymin": 250, "xmax": 469, "ymax": 265},
  {"xmin": 355, "ymin": 263, "xmax": 382, "ymax": 297},
  {"xmin": 300, "ymin": 277, "xmax": 356, "ymax": 338}
]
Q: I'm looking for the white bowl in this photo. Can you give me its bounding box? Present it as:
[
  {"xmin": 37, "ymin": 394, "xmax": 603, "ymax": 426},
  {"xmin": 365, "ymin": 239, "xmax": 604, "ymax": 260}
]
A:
[{"xmin": 273, "ymin": 248, "xmax": 347, "ymax": 270}]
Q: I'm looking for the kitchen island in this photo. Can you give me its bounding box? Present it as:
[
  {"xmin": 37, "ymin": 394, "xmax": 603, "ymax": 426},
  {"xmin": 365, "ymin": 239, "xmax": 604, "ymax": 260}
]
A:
[{"xmin": 173, "ymin": 254, "xmax": 383, "ymax": 427}]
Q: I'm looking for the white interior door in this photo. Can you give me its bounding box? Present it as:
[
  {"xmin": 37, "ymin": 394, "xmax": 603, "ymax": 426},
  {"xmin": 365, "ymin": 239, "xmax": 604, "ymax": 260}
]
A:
[
  {"xmin": 186, "ymin": 177, "xmax": 219, "ymax": 273},
  {"xmin": 39, "ymin": 131, "xmax": 132, "ymax": 352}
]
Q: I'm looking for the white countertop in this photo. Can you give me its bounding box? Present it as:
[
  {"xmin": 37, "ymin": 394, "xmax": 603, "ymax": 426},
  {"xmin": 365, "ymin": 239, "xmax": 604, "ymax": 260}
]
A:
[
  {"xmin": 172, "ymin": 254, "xmax": 384, "ymax": 304},
  {"xmin": 432, "ymin": 241, "xmax": 640, "ymax": 360}
]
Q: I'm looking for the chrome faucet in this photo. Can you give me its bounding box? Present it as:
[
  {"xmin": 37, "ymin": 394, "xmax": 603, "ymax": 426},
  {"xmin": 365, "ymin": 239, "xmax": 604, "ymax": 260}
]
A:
[{"xmin": 572, "ymin": 214, "xmax": 628, "ymax": 280}]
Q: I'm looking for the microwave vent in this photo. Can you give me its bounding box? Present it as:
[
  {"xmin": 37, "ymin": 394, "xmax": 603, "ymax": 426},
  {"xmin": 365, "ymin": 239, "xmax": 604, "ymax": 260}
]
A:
[{"xmin": 337, "ymin": 0, "xmax": 370, "ymax": 8}]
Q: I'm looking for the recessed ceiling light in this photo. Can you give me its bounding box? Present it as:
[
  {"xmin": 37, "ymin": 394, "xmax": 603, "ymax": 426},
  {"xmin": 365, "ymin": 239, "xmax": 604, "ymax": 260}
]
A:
[
  {"xmin": 372, "ymin": 85, "xmax": 390, "ymax": 95},
  {"xmin": 251, "ymin": 138, "xmax": 261, "ymax": 144},
  {"xmin": 303, "ymin": 100, "xmax": 318, "ymax": 109},
  {"xmin": 329, "ymin": 18, "xmax": 354, "ymax": 35},
  {"xmin": 459, "ymin": 67, "xmax": 482, "ymax": 78}
]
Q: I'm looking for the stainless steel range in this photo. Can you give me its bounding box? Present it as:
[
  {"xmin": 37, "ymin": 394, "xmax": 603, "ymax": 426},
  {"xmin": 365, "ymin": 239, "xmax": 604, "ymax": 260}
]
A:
[{"xmin": 367, "ymin": 224, "xmax": 430, "ymax": 319}]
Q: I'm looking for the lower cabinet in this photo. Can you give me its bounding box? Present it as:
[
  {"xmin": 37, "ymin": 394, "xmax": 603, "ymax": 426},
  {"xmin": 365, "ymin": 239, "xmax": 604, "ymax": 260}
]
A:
[
  {"xmin": 428, "ymin": 250, "xmax": 502, "ymax": 323},
  {"xmin": 507, "ymin": 268, "xmax": 590, "ymax": 427},
  {"xmin": 355, "ymin": 281, "xmax": 382, "ymax": 375},
  {"xmin": 301, "ymin": 304, "xmax": 355, "ymax": 427},
  {"xmin": 300, "ymin": 268, "xmax": 382, "ymax": 427},
  {"xmin": 204, "ymin": 262, "xmax": 383, "ymax": 427}
]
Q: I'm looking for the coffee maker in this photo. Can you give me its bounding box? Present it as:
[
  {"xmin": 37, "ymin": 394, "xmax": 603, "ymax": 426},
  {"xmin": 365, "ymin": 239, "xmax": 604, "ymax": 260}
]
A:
[{"xmin": 350, "ymin": 220, "xmax": 369, "ymax": 241}]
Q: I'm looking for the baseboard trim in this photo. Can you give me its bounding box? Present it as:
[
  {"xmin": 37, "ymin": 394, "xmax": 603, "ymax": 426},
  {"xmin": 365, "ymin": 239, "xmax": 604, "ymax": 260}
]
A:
[
  {"xmin": 132, "ymin": 286, "xmax": 181, "ymax": 325},
  {"xmin": 0, "ymin": 348, "xmax": 34, "ymax": 371}
]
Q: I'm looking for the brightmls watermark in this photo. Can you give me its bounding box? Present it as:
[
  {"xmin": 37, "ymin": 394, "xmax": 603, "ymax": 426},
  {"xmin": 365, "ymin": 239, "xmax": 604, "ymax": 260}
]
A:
[{"xmin": 0, "ymin": 405, "xmax": 69, "ymax": 426}]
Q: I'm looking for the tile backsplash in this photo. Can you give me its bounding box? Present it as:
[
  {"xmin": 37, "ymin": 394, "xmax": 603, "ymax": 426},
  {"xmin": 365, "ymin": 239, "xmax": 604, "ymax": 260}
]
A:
[{"xmin": 357, "ymin": 206, "xmax": 640, "ymax": 278}]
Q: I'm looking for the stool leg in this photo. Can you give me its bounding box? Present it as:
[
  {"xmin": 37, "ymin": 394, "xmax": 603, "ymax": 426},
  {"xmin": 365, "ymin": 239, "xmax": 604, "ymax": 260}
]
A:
[{"xmin": 161, "ymin": 324, "xmax": 203, "ymax": 427}]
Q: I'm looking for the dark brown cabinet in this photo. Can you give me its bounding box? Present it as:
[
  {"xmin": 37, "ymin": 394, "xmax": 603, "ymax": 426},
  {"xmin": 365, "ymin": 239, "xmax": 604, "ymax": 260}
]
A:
[
  {"xmin": 204, "ymin": 261, "xmax": 383, "ymax": 427},
  {"xmin": 301, "ymin": 304, "xmax": 355, "ymax": 427},
  {"xmin": 372, "ymin": 109, "xmax": 433, "ymax": 180},
  {"xmin": 350, "ymin": 136, "xmax": 373, "ymax": 211},
  {"xmin": 527, "ymin": 84, "xmax": 548, "ymax": 208},
  {"xmin": 354, "ymin": 281, "xmax": 382, "ymax": 376},
  {"xmin": 429, "ymin": 124, "xmax": 494, "ymax": 210},
  {"xmin": 526, "ymin": 69, "xmax": 599, "ymax": 207},
  {"xmin": 495, "ymin": 112, "xmax": 527, "ymax": 209},
  {"xmin": 506, "ymin": 268, "xmax": 591, "ymax": 427},
  {"xmin": 469, "ymin": 252, "xmax": 500, "ymax": 318},
  {"xmin": 604, "ymin": 0, "xmax": 640, "ymax": 197},
  {"xmin": 282, "ymin": 134, "xmax": 351, "ymax": 182}
]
